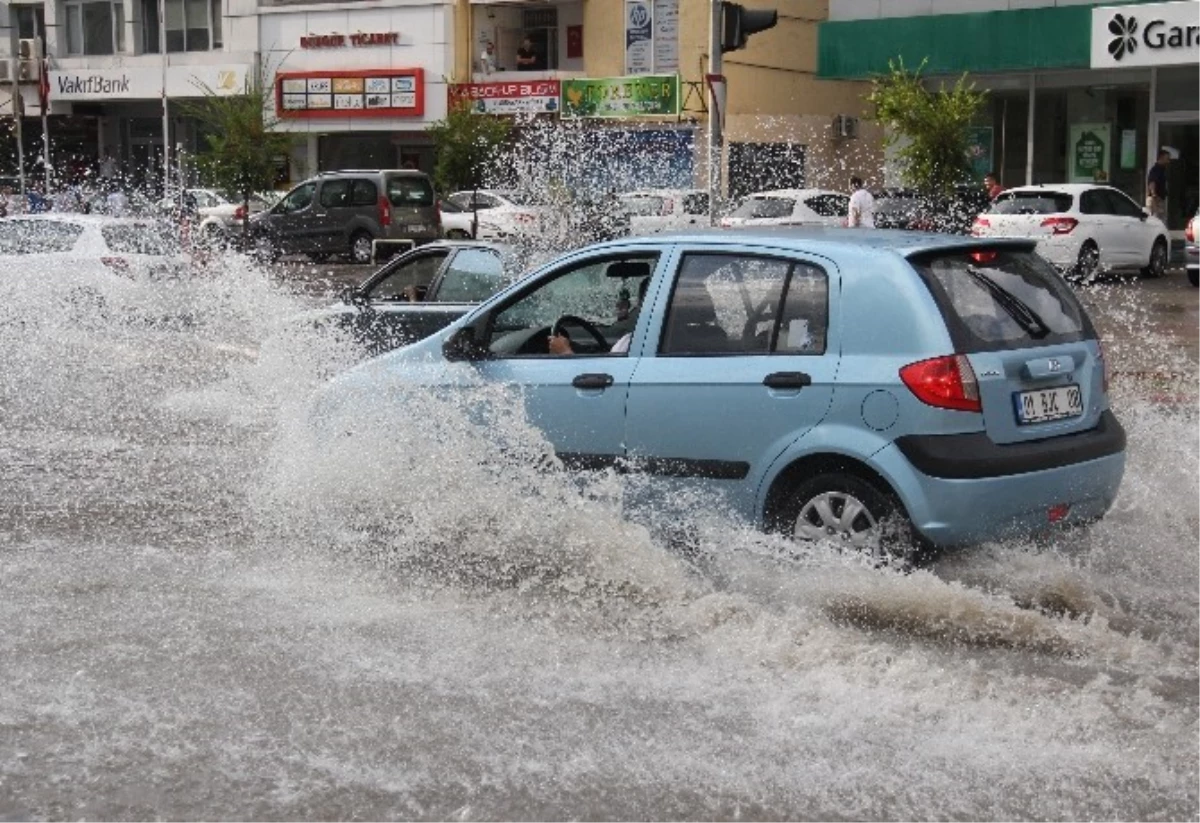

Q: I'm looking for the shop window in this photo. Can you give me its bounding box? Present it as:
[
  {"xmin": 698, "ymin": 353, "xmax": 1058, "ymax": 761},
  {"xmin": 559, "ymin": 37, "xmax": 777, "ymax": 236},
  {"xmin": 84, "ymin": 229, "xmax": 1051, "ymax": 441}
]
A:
[
  {"xmin": 15, "ymin": 6, "xmax": 46, "ymax": 40},
  {"xmin": 65, "ymin": 0, "xmax": 123, "ymax": 55},
  {"xmin": 145, "ymin": 0, "xmax": 220, "ymax": 53}
]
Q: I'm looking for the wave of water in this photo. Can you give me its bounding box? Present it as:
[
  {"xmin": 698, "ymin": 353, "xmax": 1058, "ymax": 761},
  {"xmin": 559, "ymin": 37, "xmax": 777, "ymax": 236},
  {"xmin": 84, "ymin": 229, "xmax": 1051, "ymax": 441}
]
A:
[{"xmin": 0, "ymin": 251, "xmax": 1195, "ymax": 820}]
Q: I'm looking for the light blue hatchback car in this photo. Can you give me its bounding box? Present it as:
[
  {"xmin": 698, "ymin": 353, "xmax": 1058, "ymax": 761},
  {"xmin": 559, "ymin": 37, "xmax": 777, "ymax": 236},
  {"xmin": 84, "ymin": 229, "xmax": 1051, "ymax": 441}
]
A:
[{"xmin": 315, "ymin": 228, "xmax": 1127, "ymax": 555}]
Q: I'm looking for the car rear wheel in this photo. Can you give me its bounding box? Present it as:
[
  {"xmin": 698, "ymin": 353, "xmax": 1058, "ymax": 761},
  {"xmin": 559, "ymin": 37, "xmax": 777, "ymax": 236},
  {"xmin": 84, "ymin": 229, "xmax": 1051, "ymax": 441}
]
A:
[
  {"xmin": 1142, "ymin": 238, "xmax": 1168, "ymax": 279},
  {"xmin": 777, "ymin": 473, "xmax": 918, "ymax": 567},
  {"xmin": 349, "ymin": 231, "xmax": 374, "ymax": 265},
  {"xmin": 1073, "ymin": 241, "xmax": 1100, "ymax": 282}
]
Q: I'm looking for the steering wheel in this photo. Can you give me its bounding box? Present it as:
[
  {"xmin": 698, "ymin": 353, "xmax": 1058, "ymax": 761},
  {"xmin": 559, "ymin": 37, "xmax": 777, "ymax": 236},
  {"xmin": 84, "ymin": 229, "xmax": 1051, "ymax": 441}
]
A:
[{"xmin": 550, "ymin": 314, "xmax": 609, "ymax": 351}]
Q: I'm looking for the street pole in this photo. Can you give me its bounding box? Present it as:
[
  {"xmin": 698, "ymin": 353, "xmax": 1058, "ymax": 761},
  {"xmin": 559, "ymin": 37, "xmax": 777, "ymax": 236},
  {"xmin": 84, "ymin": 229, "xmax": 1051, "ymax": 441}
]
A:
[
  {"xmin": 14, "ymin": 81, "xmax": 26, "ymax": 198},
  {"xmin": 707, "ymin": 0, "xmax": 721, "ymax": 226},
  {"xmin": 159, "ymin": 0, "xmax": 170, "ymax": 196}
]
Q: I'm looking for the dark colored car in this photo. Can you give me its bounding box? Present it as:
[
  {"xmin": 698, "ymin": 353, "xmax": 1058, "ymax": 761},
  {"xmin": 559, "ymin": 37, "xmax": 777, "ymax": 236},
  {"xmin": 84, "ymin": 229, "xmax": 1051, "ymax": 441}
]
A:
[
  {"xmin": 298, "ymin": 240, "xmax": 526, "ymax": 356},
  {"xmin": 873, "ymin": 185, "xmax": 993, "ymax": 235},
  {"xmin": 248, "ymin": 169, "xmax": 441, "ymax": 264}
]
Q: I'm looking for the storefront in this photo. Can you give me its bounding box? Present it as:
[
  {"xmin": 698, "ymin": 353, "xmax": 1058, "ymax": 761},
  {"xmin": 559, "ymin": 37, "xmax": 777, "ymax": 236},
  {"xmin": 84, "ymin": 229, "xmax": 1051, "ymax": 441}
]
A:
[
  {"xmin": 818, "ymin": 0, "xmax": 1199, "ymax": 232},
  {"xmin": 259, "ymin": 2, "xmax": 454, "ymax": 182},
  {"xmin": 39, "ymin": 62, "xmax": 252, "ymax": 191}
]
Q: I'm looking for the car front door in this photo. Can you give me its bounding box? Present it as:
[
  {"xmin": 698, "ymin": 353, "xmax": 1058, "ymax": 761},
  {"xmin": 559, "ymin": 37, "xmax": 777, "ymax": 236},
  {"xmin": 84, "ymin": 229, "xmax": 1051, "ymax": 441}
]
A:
[
  {"xmin": 353, "ymin": 248, "xmax": 453, "ymax": 352},
  {"xmin": 623, "ymin": 246, "xmax": 841, "ymax": 518},
  {"xmin": 467, "ymin": 247, "xmax": 665, "ymax": 462},
  {"xmin": 313, "ymin": 178, "xmax": 353, "ymax": 252},
  {"xmin": 1105, "ymin": 188, "xmax": 1157, "ymax": 265},
  {"xmin": 268, "ymin": 182, "xmax": 317, "ymax": 254}
]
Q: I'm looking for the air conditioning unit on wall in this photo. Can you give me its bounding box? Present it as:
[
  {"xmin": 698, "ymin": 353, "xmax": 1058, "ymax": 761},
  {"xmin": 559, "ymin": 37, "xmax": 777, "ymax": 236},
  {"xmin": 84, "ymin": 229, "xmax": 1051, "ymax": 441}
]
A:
[
  {"xmin": 833, "ymin": 114, "xmax": 859, "ymax": 140},
  {"xmin": 18, "ymin": 38, "xmax": 43, "ymax": 83}
]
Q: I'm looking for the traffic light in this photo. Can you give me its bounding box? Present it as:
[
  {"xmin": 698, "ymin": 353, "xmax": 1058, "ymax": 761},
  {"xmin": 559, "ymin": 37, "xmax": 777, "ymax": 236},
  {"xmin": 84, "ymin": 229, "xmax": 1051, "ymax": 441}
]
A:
[{"xmin": 721, "ymin": 2, "xmax": 778, "ymax": 53}]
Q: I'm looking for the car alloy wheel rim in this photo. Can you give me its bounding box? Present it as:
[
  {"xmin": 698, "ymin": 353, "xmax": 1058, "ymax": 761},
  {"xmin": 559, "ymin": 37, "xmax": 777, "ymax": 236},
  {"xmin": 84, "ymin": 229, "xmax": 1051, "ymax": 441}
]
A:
[
  {"xmin": 353, "ymin": 237, "xmax": 372, "ymax": 262},
  {"xmin": 1080, "ymin": 246, "xmax": 1099, "ymax": 276},
  {"xmin": 794, "ymin": 491, "xmax": 880, "ymax": 550},
  {"xmin": 1153, "ymin": 244, "xmax": 1166, "ymax": 275}
]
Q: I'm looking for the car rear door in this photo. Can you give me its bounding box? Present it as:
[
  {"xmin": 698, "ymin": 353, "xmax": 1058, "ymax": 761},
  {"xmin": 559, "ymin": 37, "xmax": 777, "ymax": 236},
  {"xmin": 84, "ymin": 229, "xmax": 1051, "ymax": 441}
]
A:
[
  {"xmin": 623, "ymin": 244, "xmax": 841, "ymax": 511},
  {"xmin": 910, "ymin": 247, "xmax": 1106, "ymax": 447},
  {"xmin": 1078, "ymin": 189, "xmax": 1128, "ymax": 266}
]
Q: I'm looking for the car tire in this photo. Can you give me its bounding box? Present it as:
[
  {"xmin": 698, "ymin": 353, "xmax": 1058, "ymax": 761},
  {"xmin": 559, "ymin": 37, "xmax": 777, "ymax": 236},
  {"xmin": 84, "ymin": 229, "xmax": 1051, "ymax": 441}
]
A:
[
  {"xmin": 1073, "ymin": 241, "xmax": 1101, "ymax": 283},
  {"xmin": 1142, "ymin": 238, "xmax": 1168, "ymax": 279},
  {"xmin": 1188, "ymin": 268, "xmax": 1199, "ymax": 287},
  {"xmin": 349, "ymin": 231, "xmax": 374, "ymax": 265},
  {"xmin": 446, "ymin": 229, "xmax": 472, "ymax": 239},
  {"xmin": 775, "ymin": 473, "xmax": 919, "ymax": 567}
]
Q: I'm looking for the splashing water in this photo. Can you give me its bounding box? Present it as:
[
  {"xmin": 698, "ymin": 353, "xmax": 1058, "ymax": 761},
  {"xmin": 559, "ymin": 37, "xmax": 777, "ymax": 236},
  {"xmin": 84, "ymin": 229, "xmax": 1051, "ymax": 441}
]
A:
[{"xmin": 0, "ymin": 241, "xmax": 1195, "ymax": 820}]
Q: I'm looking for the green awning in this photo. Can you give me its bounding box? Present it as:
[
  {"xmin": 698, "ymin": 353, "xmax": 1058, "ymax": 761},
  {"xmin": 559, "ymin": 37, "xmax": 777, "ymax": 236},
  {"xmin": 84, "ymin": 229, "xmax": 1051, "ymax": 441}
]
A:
[{"xmin": 817, "ymin": 6, "xmax": 1096, "ymax": 79}]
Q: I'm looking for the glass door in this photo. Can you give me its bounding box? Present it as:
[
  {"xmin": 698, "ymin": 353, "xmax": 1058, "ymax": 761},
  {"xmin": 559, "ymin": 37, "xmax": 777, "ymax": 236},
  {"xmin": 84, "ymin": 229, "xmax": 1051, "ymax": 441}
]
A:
[{"xmin": 1152, "ymin": 113, "xmax": 1199, "ymax": 233}]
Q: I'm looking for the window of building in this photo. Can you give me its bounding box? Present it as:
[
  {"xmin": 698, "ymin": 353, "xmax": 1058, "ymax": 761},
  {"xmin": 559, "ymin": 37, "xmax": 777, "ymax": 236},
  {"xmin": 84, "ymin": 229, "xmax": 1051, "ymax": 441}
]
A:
[
  {"xmin": 142, "ymin": 0, "xmax": 221, "ymax": 52},
  {"xmin": 65, "ymin": 0, "xmax": 124, "ymax": 55},
  {"xmin": 15, "ymin": 5, "xmax": 46, "ymax": 40}
]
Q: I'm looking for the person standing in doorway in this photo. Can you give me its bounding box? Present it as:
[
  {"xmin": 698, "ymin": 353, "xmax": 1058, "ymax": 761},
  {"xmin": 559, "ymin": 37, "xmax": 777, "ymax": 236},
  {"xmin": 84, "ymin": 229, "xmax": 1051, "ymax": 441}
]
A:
[
  {"xmin": 515, "ymin": 37, "xmax": 538, "ymax": 71},
  {"xmin": 1146, "ymin": 149, "xmax": 1170, "ymax": 221},
  {"xmin": 984, "ymin": 171, "xmax": 1005, "ymax": 201},
  {"xmin": 99, "ymin": 149, "xmax": 118, "ymax": 183},
  {"xmin": 847, "ymin": 176, "xmax": 875, "ymax": 228}
]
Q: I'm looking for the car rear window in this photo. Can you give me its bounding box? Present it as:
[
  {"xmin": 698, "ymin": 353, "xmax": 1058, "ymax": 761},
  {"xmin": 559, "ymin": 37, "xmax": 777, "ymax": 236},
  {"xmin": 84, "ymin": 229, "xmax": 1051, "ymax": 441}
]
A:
[
  {"xmin": 989, "ymin": 191, "xmax": 1073, "ymax": 215},
  {"xmin": 102, "ymin": 224, "xmax": 181, "ymax": 255},
  {"xmin": 911, "ymin": 248, "xmax": 1093, "ymax": 353},
  {"xmin": 730, "ymin": 197, "xmax": 794, "ymax": 219},
  {"xmin": 385, "ymin": 175, "xmax": 434, "ymax": 208},
  {"xmin": 0, "ymin": 220, "xmax": 84, "ymax": 253}
]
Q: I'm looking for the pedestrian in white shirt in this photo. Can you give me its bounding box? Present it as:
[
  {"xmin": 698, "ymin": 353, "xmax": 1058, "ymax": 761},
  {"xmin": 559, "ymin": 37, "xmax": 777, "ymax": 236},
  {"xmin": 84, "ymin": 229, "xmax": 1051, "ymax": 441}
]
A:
[{"xmin": 847, "ymin": 176, "xmax": 875, "ymax": 228}]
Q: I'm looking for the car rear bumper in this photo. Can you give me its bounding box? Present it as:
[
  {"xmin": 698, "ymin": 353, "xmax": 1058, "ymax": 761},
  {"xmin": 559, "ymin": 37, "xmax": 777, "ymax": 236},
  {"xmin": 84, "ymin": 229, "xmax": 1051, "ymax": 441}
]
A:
[{"xmin": 876, "ymin": 411, "xmax": 1126, "ymax": 547}]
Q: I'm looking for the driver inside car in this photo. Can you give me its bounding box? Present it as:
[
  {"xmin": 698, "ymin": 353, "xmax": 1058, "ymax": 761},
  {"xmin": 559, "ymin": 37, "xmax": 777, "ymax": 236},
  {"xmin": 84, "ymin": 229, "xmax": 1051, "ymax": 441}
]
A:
[{"xmin": 548, "ymin": 276, "xmax": 650, "ymax": 355}]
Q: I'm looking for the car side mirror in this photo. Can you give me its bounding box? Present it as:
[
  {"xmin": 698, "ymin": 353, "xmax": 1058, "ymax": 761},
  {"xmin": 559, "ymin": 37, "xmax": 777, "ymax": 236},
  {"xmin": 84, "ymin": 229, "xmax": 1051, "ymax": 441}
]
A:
[
  {"xmin": 443, "ymin": 325, "xmax": 487, "ymax": 362},
  {"xmin": 1140, "ymin": 209, "xmax": 1149, "ymax": 221},
  {"xmin": 340, "ymin": 287, "xmax": 365, "ymax": 305}
]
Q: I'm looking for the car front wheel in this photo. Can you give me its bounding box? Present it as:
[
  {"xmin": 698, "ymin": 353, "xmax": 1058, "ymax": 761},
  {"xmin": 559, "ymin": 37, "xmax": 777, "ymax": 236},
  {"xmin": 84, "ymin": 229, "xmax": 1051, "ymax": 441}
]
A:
[
  {"xmin": 777, "ymin": 473, "xmax": 917, "ymax": 566},
  {"xmin": 1142, "ymin": 238, "xmax": 1168, "ymax": 279}
]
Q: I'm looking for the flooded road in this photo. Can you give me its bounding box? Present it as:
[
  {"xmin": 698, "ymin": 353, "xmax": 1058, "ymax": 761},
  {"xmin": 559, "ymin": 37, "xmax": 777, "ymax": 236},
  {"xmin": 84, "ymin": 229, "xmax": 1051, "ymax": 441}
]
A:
[{"xmin": 1, "ymin": 254, "xmax": 1196, "ymax": 820}]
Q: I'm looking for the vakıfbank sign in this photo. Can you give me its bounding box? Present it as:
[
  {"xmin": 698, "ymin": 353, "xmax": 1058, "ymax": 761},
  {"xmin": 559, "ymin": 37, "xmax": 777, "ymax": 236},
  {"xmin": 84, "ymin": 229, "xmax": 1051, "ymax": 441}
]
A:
[
  {"xmin": 1091, "ymin": 1, "xmax": 1199, "ymax": 68},
  {"xmin": 48, "ymin": 65, "xmax": 250, "ymax": 101}
]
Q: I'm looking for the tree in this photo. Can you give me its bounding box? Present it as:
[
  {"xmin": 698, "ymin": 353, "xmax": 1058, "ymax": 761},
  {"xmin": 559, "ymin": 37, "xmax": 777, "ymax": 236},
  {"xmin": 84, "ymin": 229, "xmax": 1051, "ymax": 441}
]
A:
[
  {"xmin": 867, "ymin": 58, "xmax": 987, "ymax": 197},
  {"xmin": 426, "ymin": 100, "xmax": 511, "ymax": 196},
  {"xmin": 180, "ymin": 65, "xmax": 294, "ymax": 248}
]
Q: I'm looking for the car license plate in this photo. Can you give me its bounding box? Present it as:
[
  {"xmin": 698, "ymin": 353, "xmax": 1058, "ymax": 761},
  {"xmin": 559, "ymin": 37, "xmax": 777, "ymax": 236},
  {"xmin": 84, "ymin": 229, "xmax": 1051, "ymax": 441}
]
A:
[
  {"xmin": 405, "ymin": 223, "xmax": 428, "ymax": 233},
  {"xmin": 1014, "ymin": 384, "xmax": 1083, "ymax": 424}
]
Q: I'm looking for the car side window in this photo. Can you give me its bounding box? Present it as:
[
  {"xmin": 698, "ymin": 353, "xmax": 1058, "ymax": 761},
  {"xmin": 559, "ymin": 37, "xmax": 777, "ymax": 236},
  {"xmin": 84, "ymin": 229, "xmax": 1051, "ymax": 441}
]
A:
[
  {"xmin": 487, "ymin": 254, "xmax": 659, "ymax": 356},
  {"xmin": 365, "ymin": 251, "xmax": 450, "ymax": 301},
  {"xmin": 1079, "ymin": 190, "xmax": 1113, "ymax": 216},
  {"xmin": 683, "ymin": 192, "xmax": 710, "ymax": 215},
  {"xmin": 804, "ymin": 194, "xmax": 849, "ymax": 218},
  {"xmin": 448, "ymin": 193, "xmax": 472, "ymax": 210},
  {"xmin": 1104, "ymin": 189, "xmax": 1144, "ymax": 218},
  {"xmin": 281, "ymin": 183, "xmax": 316, "ymax": 214},
  {"xmin": 660, "ymin": 254, "xmax": 827, "ymax": 355},
  {"xmin": 351, "ymin": 179, "xmax": 378, "ymax": 207},
  {"xmin": 319, "ymin": 179, "xmax": 351, "ymax": 209},
  {"xmin": 474, "ymin": 194, "xmax": 500, "ymax": 209},
  {"xmin": 0, "ymin": 219, "xmax": 84, "ymax": 253},
  {"xmin": 437, "ymin": 249, "xmax": 505, "ymax": 302}
]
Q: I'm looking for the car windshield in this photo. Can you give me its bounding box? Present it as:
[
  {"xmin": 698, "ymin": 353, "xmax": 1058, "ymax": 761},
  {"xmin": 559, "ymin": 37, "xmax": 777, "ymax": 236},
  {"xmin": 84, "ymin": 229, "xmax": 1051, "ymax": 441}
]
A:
[
  {"xmin": 102, "ymin": 224, "xmax": 181, "ymax": 255},
  {"xmin": 0, "ymin": 220, "xmax": 84, "ymax": 254},
  {"xmin": 989, "ymin": 191, "xmax": 1073, "ymax": 215},
  {"xmin": 912, "ymin": 248, "xmax": 1090, "ymax": 352},
  {"xmin": 730, "ymin": 197, "xmax": 795, "ymax": 219}
]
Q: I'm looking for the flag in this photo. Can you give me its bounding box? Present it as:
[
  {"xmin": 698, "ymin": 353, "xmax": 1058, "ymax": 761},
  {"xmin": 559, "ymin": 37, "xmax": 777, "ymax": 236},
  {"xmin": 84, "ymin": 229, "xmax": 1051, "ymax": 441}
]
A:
[{"xmin": 38, "ymin": 58, "xmax": 50, "ymax": 112}]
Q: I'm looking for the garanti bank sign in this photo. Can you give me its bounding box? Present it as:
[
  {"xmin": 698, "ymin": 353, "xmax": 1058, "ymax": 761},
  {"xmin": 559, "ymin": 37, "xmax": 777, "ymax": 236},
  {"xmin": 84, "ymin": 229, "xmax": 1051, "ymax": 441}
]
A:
[{"xmin": 1091, "ymin": 0, "xmax": 1199, "ymax": 68}]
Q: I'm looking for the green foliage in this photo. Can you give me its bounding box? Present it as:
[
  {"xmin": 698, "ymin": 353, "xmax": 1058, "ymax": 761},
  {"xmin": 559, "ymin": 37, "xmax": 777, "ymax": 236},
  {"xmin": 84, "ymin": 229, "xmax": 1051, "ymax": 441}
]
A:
[
  {"xmin": 427, "ymin": 101, "xmax": 511, "ymax": 194},
  {"xmin": 867, "ymin": 58, "xmax": 987, "ymax": 196},
  {"xmin": 180, "ymin": 64, "xmax": 294, "ymax": 241}
]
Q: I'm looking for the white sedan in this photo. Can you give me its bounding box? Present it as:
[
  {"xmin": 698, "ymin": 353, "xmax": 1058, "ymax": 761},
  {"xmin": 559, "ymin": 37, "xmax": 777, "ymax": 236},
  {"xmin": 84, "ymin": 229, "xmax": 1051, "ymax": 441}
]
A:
[
  {"xmin": 972, "ymin": 183, "xmax": 1169, "ymax": 280},
  {"xmin": 719, "ymin": 188, "xmax": 849, "ymax": 228},
  {"xmin": 445, "ymin": 190, "xmax": 545, "ymax": 240},
  {"xmin": 620, "ymin": 188, "xmax": 711, "ymax": 235}
]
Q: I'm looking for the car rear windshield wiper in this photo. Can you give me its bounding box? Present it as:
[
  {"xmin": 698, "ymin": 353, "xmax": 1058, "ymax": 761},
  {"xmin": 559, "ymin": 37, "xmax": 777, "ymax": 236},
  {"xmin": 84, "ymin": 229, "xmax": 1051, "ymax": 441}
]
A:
[{"xmin": 965, "ymin": 266, "xmax": 1051, "ymax": 339}]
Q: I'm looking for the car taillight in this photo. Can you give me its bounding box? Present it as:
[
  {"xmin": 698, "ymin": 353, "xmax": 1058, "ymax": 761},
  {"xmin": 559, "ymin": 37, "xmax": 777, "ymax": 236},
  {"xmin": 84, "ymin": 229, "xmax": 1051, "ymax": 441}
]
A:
[
  {"xmin": 233, "ymin": 205, "xmax": 246, "ymax": 221},
  {"xmin": 378, "ymin": 195, "xmax": 392, "ymax": 226},
  {"xmin": 1097, "ymin": 337, "xmax": 1110, "ymax": 394},
  {"xmin": 900, "ymin": 354, "xmax": 981, "ymax": 413},
  {"xmin": 661, "ymin": 198, "xmax": 674, "ymax": 216},
  {"xmin": 1040, "ymin": 216, "xmax": 1078, "ymax": 235},
  {"xmin": 1186, "ymin": 217, "xmax": 1195, "ymax": 243},
  {"xmin": 971, "ymin": 216, "xmax": 990, "ymax": 236},
  {"xmin": 515, "ymin": 212, "xmax": 536, "ymax": 225}
]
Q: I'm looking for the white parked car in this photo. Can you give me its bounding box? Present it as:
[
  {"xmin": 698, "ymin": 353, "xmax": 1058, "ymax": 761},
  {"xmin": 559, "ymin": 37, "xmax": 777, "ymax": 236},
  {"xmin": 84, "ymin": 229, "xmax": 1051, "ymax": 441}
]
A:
[
  {"xmin": 719, "ymin": 188, "xmax": 849, "ymax": 228},
  {"xmin": 445, "ymin": 190, "xmax": 544, "ymax": 240},
  {"xmin": 972, "ymin": 184, "xmax": 1169, "ymax": 280},
  {"xmin": 439, "ymin": 198, "xmax": 477, "ymax": 239},
  {"xmin": 619, "ymin": 188, "xmax": 711, "ymax": 235}
]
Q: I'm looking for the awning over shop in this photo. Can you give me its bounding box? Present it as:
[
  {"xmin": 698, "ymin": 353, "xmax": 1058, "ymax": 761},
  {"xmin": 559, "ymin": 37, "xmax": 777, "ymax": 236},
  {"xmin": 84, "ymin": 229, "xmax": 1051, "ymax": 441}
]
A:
[{"xmin": 817, "ymin": 5, "xmax": 1094, "ymax": 79}]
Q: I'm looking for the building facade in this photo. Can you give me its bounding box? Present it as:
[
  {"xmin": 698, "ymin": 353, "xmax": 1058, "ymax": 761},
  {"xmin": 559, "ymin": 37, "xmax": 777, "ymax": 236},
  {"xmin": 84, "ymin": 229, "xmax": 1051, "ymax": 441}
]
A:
[{"xmin": 819, "ymin": 0, "xmax": 1200, "ymax": 232}]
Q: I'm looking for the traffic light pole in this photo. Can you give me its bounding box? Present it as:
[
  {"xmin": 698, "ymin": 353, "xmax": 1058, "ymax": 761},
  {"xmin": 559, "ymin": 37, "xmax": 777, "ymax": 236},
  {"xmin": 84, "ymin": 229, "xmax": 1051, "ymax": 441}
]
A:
[{"xmin": 707, "ymin": 0, "xmax": 722, "ymax": 226}]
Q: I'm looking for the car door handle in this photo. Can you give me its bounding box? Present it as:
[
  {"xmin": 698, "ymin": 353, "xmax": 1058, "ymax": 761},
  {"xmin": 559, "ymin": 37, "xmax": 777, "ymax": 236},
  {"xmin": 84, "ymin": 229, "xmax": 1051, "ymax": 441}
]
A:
[
  {"xmin": 572, "ymin": 373, "xmax": 614, "ymax": 390},
  {"xmin": 763, "ymin": 372, "xmax": 812, "ymax": 389}
]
